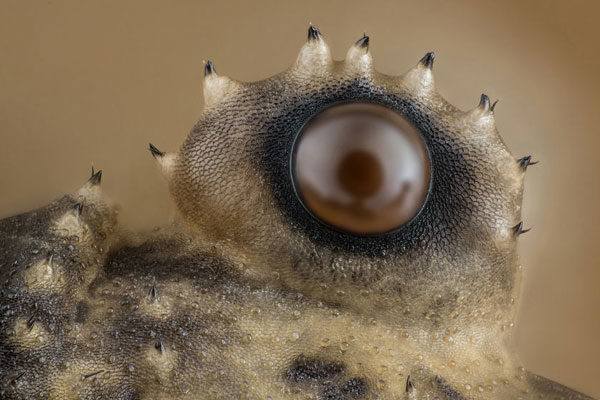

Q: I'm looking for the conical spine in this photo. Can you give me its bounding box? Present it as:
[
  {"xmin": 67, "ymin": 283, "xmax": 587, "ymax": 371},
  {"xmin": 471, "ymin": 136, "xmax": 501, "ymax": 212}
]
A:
[
  {"xmin": 202, "ymin": 60, "xmax": 239, "ymax": 108},
  {"xmin": 344, "ymin": 34, "xmax": 372, "ymax": 75},
  {"xmin": 294, "ymin": 25, "xmax": 332, "ymax": 74}
]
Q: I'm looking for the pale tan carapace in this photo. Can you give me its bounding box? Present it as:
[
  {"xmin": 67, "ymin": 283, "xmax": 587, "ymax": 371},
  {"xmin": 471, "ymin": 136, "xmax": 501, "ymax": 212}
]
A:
[{"xmin": 0, "ymin": 26, "xmax": 593, "ymax": 399}]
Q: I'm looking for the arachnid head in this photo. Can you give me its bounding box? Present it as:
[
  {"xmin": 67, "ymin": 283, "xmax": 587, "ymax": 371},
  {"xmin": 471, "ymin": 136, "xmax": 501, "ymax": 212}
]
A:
[
  {"xmin": 3, "ymin": 24, "xmax": 593, "ymax": 400},
  {"xmin": 153, "ymin": 26, "xmax": 526, "ymax": 335}
]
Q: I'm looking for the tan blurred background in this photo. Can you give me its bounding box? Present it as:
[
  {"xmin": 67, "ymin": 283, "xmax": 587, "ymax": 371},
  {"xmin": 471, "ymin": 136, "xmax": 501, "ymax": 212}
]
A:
[{"xmin": 0, "ymin": 0, "xmax": 598, "ymax": 396}]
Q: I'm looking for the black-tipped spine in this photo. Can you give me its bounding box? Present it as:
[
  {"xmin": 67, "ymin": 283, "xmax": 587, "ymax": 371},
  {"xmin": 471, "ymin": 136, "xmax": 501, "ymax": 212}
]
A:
[
  {"xmin": 406, "ymin": 375, "xmax": 414, "ymax": 392},
  {"xmin": 307, "ymin": 25, "xmax": 321, "ymax": 41},
  {"xmin": 73, "ymin": 202, "xmax": 83, "ymax": 216},
  {"xmin": 513, "ymin": 221, "xmax": 531, "ymax": 236},
  {"xmin": 149, "ymin": 143, "xmax": 165, "ymax": 158},
  {"xmin": 148, "ymin": 284, "xmax": 159, "ymax": 303},
  {"xmin": 12, "ymin": 372, "xmax": 25, "ymax": 383},
  {"xmin": 478, "ymin": 94, "xmax": 491, "ymax": 112},
  {"xmin": 155, "ymin": 341, "xmax": 166, "ymax": 353},
  {"xmin": 204, "ymin": 60, "xmax": 216, "ymax": 77},
  {"xmin": 517, "ymin": 155, "xmax": 538, "ymax": 170},
  {"xmin": 491, "ymin": 99, "xmax": 499, "ymax": 112},
  {"xmin": 83, "ymin": 370, "xmax": 104, "ymax": 380},
  {"xmin": 27, "ymin": 315, "xmax": 36, "ymax": 329},
  {"xmin": 89, "ymin": 167, "xmax": 102, "ymax": 185},
  {"xmin": 419, "ymin": 52, "xmax": 435, "ymax": 69},
  {"xmin": 355, "ymin": 34, "xmax": 369, "ymax": 51}
]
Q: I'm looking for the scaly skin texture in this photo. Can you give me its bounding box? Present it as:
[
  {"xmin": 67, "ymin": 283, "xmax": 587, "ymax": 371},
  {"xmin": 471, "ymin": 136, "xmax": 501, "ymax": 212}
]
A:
[{"xmin": 0, "ymin": 27, "xmax": 594, "ymax": 399}]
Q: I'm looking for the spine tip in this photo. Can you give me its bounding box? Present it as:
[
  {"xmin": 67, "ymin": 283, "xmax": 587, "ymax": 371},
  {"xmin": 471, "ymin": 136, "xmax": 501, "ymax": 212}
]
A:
[
  {"xmin": 73, "ymin": 202, "xmax": 83, "ymax": 216},
  {"xmin": 418, "ymin": 51, "xmax": 435, "ymax": 69},
  {"xmin": 88, "ymin": 167, "xmax": 102, "ymax": 186},
  {"xmin": 307, "ymin": 25, "xmax": 322, "ymax": 41},
  {"xmin": 148, "ymin": 284, "xmax": 159, "ymax": 303},
  {"xmin": 478, "ymin": 93, "xmax": 491, "ymax": 112},
  {"xmin": 354, "ymin": 34, "xmax": 369, "ymax": 51},
  {"xmin": 204, "ymin": 60, "xmax": 216, "ymax": 77},
  {"xmin": 406, "ymin": 375, "xmax": 415, "ymax": 393},
  {"xmin": 155, "ymin": 340, "xmax": 166, "ymax": 353},
  {"xmin": 149, "ymin": 143, "xmax": 165, "ymax": 159},
  {"xmin": 513, "ymin": 221, "xmax": 531, "ymax": 236},
  {"xmin": 491, "ymin": 99, "xmax": 499, "ymax": 112},
  {"xmin": 517, "ymin": 155, "xmax": 539, "ymax": 171}
]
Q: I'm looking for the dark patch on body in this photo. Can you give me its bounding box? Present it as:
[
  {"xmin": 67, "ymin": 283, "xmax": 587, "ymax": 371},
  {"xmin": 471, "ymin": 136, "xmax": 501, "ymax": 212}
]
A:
[
  {"xmin": 286, "ymin": 355, "xmax": 344, "ymax": 382},
  {"xmin": 285, "ymin": 355, "xmax": 369, "ymax": 399},
  {"xmin": 342, "ymin": 378, "xmax": 368, "ymax": 398},
  {"xmin": 75, "ymin": 300, "xmax": 88, "ymax": 323},
  {"xmin": 434, "ymin": 375, "xmax": 466, "ymax": 399},
  {"xmin": 99, "ymin": 237, "xmax": 240, "ymax": 287}
]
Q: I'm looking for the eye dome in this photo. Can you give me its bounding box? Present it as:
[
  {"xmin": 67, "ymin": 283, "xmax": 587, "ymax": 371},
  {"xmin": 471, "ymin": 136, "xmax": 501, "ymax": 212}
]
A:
[{"xmin": 291, "ymin": 103, "xmax": 431, "ymax": 235}]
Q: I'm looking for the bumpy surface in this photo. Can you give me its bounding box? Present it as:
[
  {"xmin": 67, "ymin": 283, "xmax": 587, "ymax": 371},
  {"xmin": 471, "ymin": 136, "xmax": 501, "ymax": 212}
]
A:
[{"xmin": 0, "ymin": 27, "xmax": 594, "ymax": 399}]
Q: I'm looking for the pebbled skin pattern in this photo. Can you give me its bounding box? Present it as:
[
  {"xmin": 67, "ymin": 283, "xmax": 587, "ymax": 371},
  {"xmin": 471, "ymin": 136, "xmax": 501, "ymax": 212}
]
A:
[{"xmin": 0, "ymin": 28, "xmax": 594, "ymax": 399}]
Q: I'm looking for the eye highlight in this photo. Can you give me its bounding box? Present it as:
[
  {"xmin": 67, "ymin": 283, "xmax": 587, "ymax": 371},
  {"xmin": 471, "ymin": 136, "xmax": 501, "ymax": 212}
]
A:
[{"xmin": 291, "ymin": 103, "xmax": 431, "ymax": 235}]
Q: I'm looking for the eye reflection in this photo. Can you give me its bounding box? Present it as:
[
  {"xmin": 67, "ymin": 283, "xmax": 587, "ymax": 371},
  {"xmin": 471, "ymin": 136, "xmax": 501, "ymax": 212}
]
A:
[{"xmin": 291, "ymin": 103, "xmax": 431, "ymax": 235}]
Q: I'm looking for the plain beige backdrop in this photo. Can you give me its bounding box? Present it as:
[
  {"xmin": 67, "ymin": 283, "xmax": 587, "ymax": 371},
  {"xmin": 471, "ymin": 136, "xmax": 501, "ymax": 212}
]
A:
[{"xmin": 0, "ymin": 0, "xmax": 598, "ymax": 397}]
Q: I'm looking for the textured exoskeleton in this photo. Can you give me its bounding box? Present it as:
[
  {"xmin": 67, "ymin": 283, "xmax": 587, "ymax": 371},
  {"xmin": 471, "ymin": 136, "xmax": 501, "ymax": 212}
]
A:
[{"xmin": 0, "ymin": 27, "xmax": 594, "ymax": 399}]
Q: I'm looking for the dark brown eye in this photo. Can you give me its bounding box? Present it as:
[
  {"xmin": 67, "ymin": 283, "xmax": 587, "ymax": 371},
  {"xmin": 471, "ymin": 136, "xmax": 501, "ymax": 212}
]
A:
[{"xmin": 291, "ymin": 103, "xmax": 431, "ymax": 235}]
